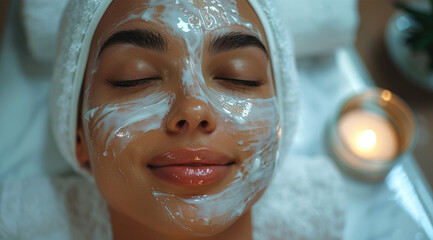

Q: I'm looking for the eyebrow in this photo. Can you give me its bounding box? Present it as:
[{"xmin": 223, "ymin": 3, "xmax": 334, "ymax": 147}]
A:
[
  {"xmin": 209, "ymin": 32, "xmax": 268, "ymax": 57},
  {"xmin": 98, "ymin": 29, "xmax": 167, "ymax": 58}
]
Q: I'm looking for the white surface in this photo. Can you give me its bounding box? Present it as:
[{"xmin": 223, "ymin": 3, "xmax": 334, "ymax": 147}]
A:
[
  {"xmin": 274, "ymin": 0, "xmax": 359, "ymax": 57},
  {"xmin": 19, "ymin": 0, "xmax": 359, "ymax": 61},
  {"xmin": 0, "ymin": 1, "xmax": 69, "ymax": 182},
  {"xmin": 0, "ymin": 175, "xmax": 112, "ymax": 239},
  {"xmin": 20, "ymin": 0, "xmax": 69, "ymax": 62}
]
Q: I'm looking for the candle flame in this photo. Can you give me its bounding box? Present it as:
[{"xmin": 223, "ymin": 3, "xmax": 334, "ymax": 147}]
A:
[
  {"xmin": 357, "ymin": 129, "xmax": 377, "ymax": 150},
  {"xmin": 381, "ymin": 90, "xmax": 392, "ymax": 101}
]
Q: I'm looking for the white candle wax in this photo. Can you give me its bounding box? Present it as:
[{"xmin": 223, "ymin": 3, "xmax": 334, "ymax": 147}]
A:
[{"xmin": 338, "ymin": 110, "xmax": 399, "ymax": 161}]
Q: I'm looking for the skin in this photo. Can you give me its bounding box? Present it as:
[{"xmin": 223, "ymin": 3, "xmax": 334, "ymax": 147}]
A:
[{"xmin": 76, "ymin": 0, "xmax": 277, "ymax": 239}]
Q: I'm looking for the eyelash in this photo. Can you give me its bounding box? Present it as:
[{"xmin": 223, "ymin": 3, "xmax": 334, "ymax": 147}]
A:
[
  {"xmin": 215, "ymin": 78, "xmax": 263, "ymax": 88},
  {"xmin": 108, "ymin": 78, "xmax": 160, "ymax": 88},
  {"xmin": 108, "ymin": 77, "xmax": 263, "ymax": 90}
]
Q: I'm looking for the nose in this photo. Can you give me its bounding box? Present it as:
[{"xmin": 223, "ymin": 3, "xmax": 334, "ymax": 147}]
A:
[{"xmin": 166, "ymin": 97, "xmax": 217, "ymax": 135}]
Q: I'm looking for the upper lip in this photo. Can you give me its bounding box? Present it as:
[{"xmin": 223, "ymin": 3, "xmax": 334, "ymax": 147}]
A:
[{"xmin": 147, "ymin": 148, "xmax": 235, "ymax": 168}]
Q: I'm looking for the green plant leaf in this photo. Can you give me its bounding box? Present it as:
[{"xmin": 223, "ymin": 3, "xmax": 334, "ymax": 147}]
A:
[
  {"xmin": 394, "ymin": 0, "xmax": 433, "ymax": 71},
  {"xmin": 408, "ymin": 32, "xmax": 433, "ymax": 51},
  {"xmin": 394, "ymin": 1, "xmax": 433, "ymax": 25}
]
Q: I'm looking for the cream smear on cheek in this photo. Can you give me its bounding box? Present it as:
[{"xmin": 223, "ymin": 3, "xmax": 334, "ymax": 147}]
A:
[
  {"xmin": 83, "ymin": 0, "xmax": 280, "ymax": 236},
  {"xmin": 85, "ymin": 92, "xmax": 175, "ymax": 161}
]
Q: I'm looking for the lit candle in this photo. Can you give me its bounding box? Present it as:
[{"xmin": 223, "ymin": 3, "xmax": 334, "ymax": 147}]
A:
[
  {"xmin": 338, "ymin": 110, "xmax": 399, "ymax": 161},
  {"xmin": 328, "ymin": 88, "xmax": 417, "ymax": 182}
]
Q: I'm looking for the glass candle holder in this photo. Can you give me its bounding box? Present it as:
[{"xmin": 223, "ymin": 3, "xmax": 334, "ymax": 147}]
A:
[{"xmin": 327, "ymin": 88, "xmax": 418, "ymax": 182}]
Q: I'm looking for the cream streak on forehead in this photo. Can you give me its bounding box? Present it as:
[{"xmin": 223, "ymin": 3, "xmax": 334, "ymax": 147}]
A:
[{"xmin": 140, "ymin": 0, "xmax": 254, "ymax": 32}]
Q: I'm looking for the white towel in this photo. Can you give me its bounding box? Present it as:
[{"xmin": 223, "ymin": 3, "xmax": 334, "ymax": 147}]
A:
[
  {"xmin": 20, "ymin": 0, "xmax": 69, "ymax": 62},
  {"xmin": 274, "ymin": 0, "xmax": 359, "ymax": 57},
  {"xmin": 0, "ymin": 1, "xmax": 69, "ymax": 182},
  {"xmin": 20, "ymin": 0, "xmax": 358, "ymax": 61}
]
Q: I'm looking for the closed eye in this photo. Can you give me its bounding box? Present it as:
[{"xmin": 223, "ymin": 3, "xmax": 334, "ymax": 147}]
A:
[
  {"xmin": 215, "ymin": 78, "xmax": 263, "ymax": 87},
  {"xmin": 108, "ymin": 78, "xmax": 160, "ymax": 88}
]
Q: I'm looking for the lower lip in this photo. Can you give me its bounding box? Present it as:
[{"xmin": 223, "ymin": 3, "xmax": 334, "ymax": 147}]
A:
[{"xmin": 149, "ymin": 165, "xmax": 232, "ymax": 187}]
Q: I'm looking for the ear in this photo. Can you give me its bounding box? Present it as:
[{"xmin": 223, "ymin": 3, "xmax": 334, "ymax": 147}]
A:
[{"xmin": 76, "ymin": 125, "xmax": 91, "ymax": 171}]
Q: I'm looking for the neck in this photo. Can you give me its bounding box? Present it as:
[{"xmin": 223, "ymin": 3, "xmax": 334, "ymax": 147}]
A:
[{"xmin": 109, "ymin": 207, "xmax": 253, "ymax": 240}]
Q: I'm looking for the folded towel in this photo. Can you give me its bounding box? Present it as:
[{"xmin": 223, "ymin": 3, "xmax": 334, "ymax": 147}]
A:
[
  {"xmin": 20, "ymin": 0, "xmax": 358, "ymax": 61},
  {"xmin": 20, "ymin": 0, "xmax": 69, "ymax": 62},
  {"xmin": 253, "ymin": 155, "xmax": 345, "ymax": 240},
  {"xmin": 274, "ymin": 0, "xmax": 359, "ymax": 57}
]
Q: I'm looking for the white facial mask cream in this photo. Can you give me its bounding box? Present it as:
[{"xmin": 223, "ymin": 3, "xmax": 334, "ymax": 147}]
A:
[
  {"xmin": 85, "ymin": 92, "xmax": 175, "ymax": 173},
  {"xmin": 83, "ymin": 0, "xmax": 279, "ymax": 236}
]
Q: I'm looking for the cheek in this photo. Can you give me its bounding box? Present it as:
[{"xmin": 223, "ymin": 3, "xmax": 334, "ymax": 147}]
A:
[
  {"xmin": 82, "ymin": 92, "xmax": 176, "ymax": 205},
  {"xmin": 82, "ymin": 93, "xmax": 180, "ymax": 230},
  {"xmin": 212, "ymin": 94, "xmax": 279, "ymax": 154},
  {"xmin": 84, "ymin": 92, "xmax": 174, "ymax": 161},
  {"xmin": 90, "ymin": 154, "xmax": 174, "ymax": 236},
  {"xmin": 210, "ymin": 94, "xmax": 280, "ymax": 188}
]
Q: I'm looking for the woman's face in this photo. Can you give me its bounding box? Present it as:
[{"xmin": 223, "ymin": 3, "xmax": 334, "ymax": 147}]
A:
[{"xmin": 78, "ymin": 0, "xmax": 279, "ymax": 237}]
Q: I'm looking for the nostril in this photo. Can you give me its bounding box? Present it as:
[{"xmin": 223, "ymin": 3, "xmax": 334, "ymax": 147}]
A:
[
  {"xmin": 177, "ymin": 120, "xmax": 187, "ymax": 129},
  {"xmin": 200, "ymin": 120, "xmax": 208, "ymax": 128}
]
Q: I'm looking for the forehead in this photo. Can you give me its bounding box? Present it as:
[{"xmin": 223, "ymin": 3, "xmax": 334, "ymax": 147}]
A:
[{"xmin": 93, "ymin": 0, "xmax": 268, "ymax": 47}]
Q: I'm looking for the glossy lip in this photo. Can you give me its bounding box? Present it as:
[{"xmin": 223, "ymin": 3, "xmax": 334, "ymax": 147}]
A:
[{"xmin": 147, "ymin": 148, "xmax": 235, "ymax": 187}]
